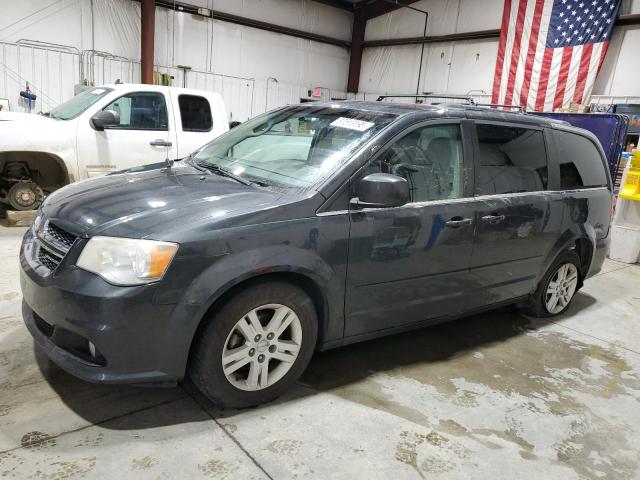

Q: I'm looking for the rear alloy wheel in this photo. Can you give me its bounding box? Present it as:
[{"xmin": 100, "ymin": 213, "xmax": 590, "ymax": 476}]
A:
[
  {"xmin": 7, "ymin": 182, "xmax": 44, "ymax": 211},
  {"xmin": 189, "ymin": 282, "xmax": 317, "ymax": 408},
  {"xmin": 521, "ymin": 250, "xmax": 582, "ymax": 317},
  {"xmin": 544, "ymin": 263, "xmax": 579, "ymax": 314}
]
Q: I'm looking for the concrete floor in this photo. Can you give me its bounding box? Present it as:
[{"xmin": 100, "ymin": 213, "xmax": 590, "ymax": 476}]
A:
[{"xmin": 1, "ymin": 224, "xmax": 640, "ymax": 479}]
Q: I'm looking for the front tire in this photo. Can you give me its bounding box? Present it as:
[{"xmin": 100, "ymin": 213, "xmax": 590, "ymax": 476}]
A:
[
  {"xmin": 189, "ymin": 281, "xmax": 317, "ymax": 408},
  {"xmin": 522, "ymin": 250, "xmax": 582, "ymax": 317}
]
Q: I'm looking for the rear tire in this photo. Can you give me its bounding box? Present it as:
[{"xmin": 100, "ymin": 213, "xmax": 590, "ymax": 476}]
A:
[
  {"xmin": 189, "ymin": 281, "xmax": 317, "ymax": 408},
  {"xmin": 521, "ymin": 250, "xmax": 582, "ymax": 317}
]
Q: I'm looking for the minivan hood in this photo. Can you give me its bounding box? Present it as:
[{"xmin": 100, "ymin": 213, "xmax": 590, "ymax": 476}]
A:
[{"xmin": 42, "ymin": 163, "xmax": 296, "ymax": 239}]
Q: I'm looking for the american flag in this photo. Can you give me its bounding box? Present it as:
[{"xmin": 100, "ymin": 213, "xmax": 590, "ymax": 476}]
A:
[{"xmin": 491, "ymin": 0, "xmax": 622, "ymax": 111}]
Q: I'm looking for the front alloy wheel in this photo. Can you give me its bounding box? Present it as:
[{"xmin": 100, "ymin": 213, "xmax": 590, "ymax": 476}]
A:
[
  {"xmin": 222, "ymin": 304, "xmax": 302, "ymax": 391},
  {"xmin": 544, "ymin": 263, "xmax": 579, "ymax": 314},
  {"xmin": 189, "ymin": 281, "xmax": 317, "ymax": 408}
]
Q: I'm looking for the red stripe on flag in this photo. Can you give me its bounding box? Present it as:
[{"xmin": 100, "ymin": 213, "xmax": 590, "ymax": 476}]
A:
[
  {"xmin": 491, "ymin": 0, "xmax": 513, "ymax": 104},
  {"xmin": 572, "ymin": 43, "xmax": 593, "ymax": 104},
  {"xmin": 519, "ymin": 0, "xmax": 545, "ymax": 107},
  {"xmin": 503, "ymin": 0, "xmax": 529, "ymax": 107},
  {"xmin": 597, "ymin": 41, "xmax": 608, "ymax": 72},
  {"xmin": 534, "ymin": 48, "xmax": 553, "ymax": 111},
  {"xmin": 553, "ymin": 47, "xmax": 573, "ymax": 111}
]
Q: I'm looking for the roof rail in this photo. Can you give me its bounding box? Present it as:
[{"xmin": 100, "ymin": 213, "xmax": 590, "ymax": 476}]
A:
[
  {"xmin": 473, "ymin": 103, "xmax": 526, "ymax": 113},
  {"xmin": 376, "ymin": 94, "xmax": 475, "ymax": 104}
]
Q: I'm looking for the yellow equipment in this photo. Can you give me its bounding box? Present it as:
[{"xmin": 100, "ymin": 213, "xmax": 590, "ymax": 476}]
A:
[{"xmin": 620, "ymin": 150, "xmax": 640, "ymax": 202}]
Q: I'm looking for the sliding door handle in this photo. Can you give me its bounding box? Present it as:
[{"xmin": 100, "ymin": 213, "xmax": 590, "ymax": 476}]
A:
[
  {"xmin": 445, "ymin": 217, "xmax": 473, "ymax": 228},
  {"xmin": 150, "ymin": 139, "xmax": 172, "ymax": 147}
]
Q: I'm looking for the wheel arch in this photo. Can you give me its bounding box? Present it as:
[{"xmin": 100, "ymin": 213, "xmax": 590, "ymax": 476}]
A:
[
  {"xmin": 0, "ymin": 151, "xmax": 72, "ymax": 191},
  {"xmin": 185, "ymin": 268, "xmax": 330, "ymax": 371},
  {"xmin": 538, "ymin": 225, "xmax": 597, "ymax": 289}
]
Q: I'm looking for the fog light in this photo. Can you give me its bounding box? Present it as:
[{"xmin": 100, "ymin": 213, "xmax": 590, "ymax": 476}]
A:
[{"xmin": 89, "ymin": 341, "xmax": 96, "ymax": 357}]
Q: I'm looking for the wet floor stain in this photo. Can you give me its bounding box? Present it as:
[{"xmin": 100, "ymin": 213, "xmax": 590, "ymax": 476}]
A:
[
  {"xmin": 131, "ymin": 455, "xmax": 158, "ymax": 470},
  {"xmin": 267, "ymin": 439, "xmax": 303, "ymax": 456},
  {"xmin": 73, "ymin": 432, "xmax": 104, "ymax": 448},
  {"xmin": 198, "ymin": 459, "xmax": 239, "ymax": 478},
  {"xmin": 303, "ymin": 311, "xmax": 640, "ymax": 479},
  {"xmin": 20, "ymin": 431, "xmax": 56, "ymax": 450},
  {"xmin": 221, "ymin": 423, "xmax": 237, "ymax": 434},
  {"xmin": 29, "ymin": 457, "xmax": 96, "ymax": 480}
]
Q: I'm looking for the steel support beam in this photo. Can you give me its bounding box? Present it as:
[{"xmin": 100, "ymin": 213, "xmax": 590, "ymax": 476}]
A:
[
  {"xmin": 362, "ymin": 29, "xmax": 501, "ymax": 47},
  {"xmin": 347, "ymin": 9, "xmax": 366, "ymax": 93},
  {"xmin": 141, "ymin": 0, "xmax": 155, "ymax": 84}
]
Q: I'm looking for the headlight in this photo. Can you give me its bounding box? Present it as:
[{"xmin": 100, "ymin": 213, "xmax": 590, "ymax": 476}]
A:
[{"xmin": 77, "ymin": 236, "xmax": 178, "ymax": 286}]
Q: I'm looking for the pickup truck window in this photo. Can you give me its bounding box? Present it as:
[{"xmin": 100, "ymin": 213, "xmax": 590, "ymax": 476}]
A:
[
  {"xmin": 45, "ymin": 87, "xmax": 112, "ymax": 120},
  {"xmin": 192, "ymin": 105, "xmax": 396, "ymax": 188},
  {"xmin": 102, "ymin": 92, "xmax": 168, "ymax": 131},
  {"xmin": 475, "ymin": 124, "xmax": 548, "ymax": 195},
  {"xmin": 179, "ymin": 94, "xmax": 213, "ymax": 132}
]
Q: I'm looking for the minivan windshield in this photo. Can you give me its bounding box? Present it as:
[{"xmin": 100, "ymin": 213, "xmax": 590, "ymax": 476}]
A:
[
  {"xmin": 191, "ymin": 105, "xmax": 397, "ymax": 188},
  {"xmin": 45, "ymin": 87, "xmax": 113, "ymax": 120}
]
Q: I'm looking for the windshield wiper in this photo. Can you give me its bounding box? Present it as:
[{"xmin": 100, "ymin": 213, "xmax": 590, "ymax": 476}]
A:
[{"xmin": 195, "ymin": 161, "xmax": 254, "ymax": 186}]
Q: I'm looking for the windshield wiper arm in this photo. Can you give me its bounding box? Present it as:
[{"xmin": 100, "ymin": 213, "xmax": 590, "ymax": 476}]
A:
[{"xmin": 195, "ymin": 161, "xmax": 254, "ymax": 186}]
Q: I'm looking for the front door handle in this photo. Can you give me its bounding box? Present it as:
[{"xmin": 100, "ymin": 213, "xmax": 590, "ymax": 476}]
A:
[
  {"xmin": 150, "ymin": 139, "xmax": 172, "ymax": 147},
  {"xmin": 481, "ymin": 214, "xmax": 506, "ymax": 224},
  {"xmin": 445, "ymin": 217, "xmax": 473, "ymax": 228}
]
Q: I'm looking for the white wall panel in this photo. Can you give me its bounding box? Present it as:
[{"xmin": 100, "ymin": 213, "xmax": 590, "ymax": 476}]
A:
[
  {"xmin": 445, "ymin": 39, "xmax": 499, "ymax": 95},
  {"xmin": 0, "ymin": 0, "xmax": 86, "ymax": 47},
  {"xmin": 360, "ymin": 39, "xmax": 498, "ymax": 97},
  {"xmin": 365, "ymin": 0, "xmax": 503, "ymax": 42},
  {"xmin": 0, "ymin": 0, "xmax": 350, "ymax": 118},
  {"xmin": 593, "ymin": 25, "xmax": 640, "ymax": 96}
]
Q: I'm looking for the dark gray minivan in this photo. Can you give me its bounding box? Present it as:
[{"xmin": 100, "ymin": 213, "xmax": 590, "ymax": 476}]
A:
[{"xmin": 20, "ymin": 102, "xmax": 613, "ymax": 407}]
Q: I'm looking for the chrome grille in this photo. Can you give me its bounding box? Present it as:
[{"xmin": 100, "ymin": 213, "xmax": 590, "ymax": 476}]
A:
[
  {"xmin": 37, "ymin": 246, "xmax": 63, "ymax": 271},
  {"xmin": 42, "ymin": 221, "xmax": 77, "ymax": 250},
  {"xmin": 32, "ymin": 219, "xmax": 77, "ymax": 273}
]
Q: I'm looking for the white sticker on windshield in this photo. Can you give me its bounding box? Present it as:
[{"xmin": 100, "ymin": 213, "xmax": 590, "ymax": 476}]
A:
[
  {"xmin": 90, "ymin": 88, "xmax": 106, "ymax": 94},
  {"xmin": 330, "ymin": 117, "xmax": 375, "ymax": 132}
]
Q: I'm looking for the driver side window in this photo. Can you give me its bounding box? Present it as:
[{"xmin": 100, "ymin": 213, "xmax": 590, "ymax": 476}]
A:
[
  {"xmin": 366, "ymin": 124, "xmax": 464, "ymax": 203},
  {"xmin": 102, "ymin": 92, "xmax": 168, "ymax": 131}
]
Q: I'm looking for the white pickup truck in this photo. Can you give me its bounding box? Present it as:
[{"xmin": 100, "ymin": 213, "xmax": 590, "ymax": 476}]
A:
[{"xmin": 0, "ymin": 83, "xmax": 228, "ymax": 210}]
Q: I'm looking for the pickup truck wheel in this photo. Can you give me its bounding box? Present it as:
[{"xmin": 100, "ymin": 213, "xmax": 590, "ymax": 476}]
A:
[
  {"xmin": 189, "ymin": 282, "xmax": 317, "ymax": 408},
  {"xmin": 7, "ymin": 182, "xmax": 44, "ymax": 211},
  {"xmin": 521, "ymin": 250, "xmax": 581, "ymax": 317}
]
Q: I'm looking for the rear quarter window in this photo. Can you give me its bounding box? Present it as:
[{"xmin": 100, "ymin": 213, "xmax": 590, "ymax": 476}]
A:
[
  {"xmin": 553, "ymin": 130, "xmax": 608, "ymax": 189},
  {"xmin": 178, "ymin": 95, "xmax": 213, "ymax": 132}
]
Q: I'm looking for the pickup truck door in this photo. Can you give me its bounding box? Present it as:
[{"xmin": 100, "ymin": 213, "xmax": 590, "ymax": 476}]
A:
[
  {"xmin": 76, "ymin": 88, "xmax": 178, "ymax": 178},
  {"xmin": 168, "ymin": 91, "xmax": 225, "ymax": 157}
]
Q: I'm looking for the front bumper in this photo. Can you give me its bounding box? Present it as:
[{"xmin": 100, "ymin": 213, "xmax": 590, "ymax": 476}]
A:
[{"xmin": 20, "ymin": 229, "xmax": 202, "ymax": 385}]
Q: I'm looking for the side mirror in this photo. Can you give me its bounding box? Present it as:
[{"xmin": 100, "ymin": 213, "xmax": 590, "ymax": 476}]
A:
[
  {"xmin": 90, "ymin": 110, "xmax": 120, "ymax": 131},
  {"xmin": 351, "ymin": 173, "xmax": 410, "ymax": 209}
]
